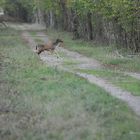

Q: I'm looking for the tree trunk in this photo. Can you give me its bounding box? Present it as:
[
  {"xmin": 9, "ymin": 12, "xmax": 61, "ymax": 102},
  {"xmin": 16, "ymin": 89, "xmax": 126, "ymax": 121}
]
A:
[
  {"xmin": 71, "ymin": 10, "xmax": 79, "ymax": 39},
  {"xmin": 60, "ymin": 0, "xmax": 68, "ymax": 30},
  {"xmin": 87, "ymin": 12, "xmax": 93, "ymax": 40}
]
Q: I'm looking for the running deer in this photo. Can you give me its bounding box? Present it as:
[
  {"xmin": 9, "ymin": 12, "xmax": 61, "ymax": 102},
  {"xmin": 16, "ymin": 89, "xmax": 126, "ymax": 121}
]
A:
[{"xmin": 36, "ymin": 39, "xmax": 63, "ymax": 57}]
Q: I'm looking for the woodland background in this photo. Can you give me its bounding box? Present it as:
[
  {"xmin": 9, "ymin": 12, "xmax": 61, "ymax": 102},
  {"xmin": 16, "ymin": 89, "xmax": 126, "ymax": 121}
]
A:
[{"xmin": 0, "ymin": 0, "xmax": 140, "ymax": 52}]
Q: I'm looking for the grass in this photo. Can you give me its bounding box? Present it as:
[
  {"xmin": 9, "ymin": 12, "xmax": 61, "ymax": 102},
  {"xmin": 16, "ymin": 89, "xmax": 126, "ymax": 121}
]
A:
[
  {"xmin": 29, "ymin": 29, "xmax": 140, "ymax": 96},
  {"xmin": 34, "ymin": 38, "xmax": 44, "ymax": 44},
  {"xmin": 0, "ymin": 28, "xmax": 140, "ymax": 140},
  {"xmin": 46, "ymin": 29, "xmax": 140, "ymax": 72},
  {"xmin": 76, "ymin": 69, "xmax": 140, "ymax": 96},
  {"xmin": 29, "ymin": 31, "xmax": 44, "ymax": 44},
  {"xmin": 29, "ymin": 31, "xmax": 37, "ymax": 36},
  {"xmin": 63, "ymin": 59, "xmax": 79, "ymax": 66}
]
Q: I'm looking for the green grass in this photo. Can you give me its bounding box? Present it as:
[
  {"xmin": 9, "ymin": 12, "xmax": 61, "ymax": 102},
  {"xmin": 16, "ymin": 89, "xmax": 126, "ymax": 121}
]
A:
[
  {"xmin": 29, "ymin": 31, "xmax": 37, "ymax": 36},
  {"xmin": 34, "ymin": 38, "xmax": 44, "ymax": 44},
  {"xmin": 76, "ymin": 69, "xmax": 140, "ymax": 96},
  {"xmin": 46, "ymin": 29, "xmax": 140, "ymax": 72},
  {"xmin": 42, "ymin": 29, "xmax": 140, "ymax": 96},
  {"xmin": 63, "ymin": 60, "xmax": 79, "ymax": 66},
  {"xmin": 0, "ymin": 28, "xmax": 140, "ymax": 140},
  {"xmin": 29, "ymin": 31, "xmax": 44, "ymax": 44}
]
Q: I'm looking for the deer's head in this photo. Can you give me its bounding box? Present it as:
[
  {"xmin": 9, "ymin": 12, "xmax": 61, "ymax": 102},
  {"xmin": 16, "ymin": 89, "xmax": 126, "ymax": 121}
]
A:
[{"xmin": 53, "ymin": 39, "xmax": 64, "ymax": 47}]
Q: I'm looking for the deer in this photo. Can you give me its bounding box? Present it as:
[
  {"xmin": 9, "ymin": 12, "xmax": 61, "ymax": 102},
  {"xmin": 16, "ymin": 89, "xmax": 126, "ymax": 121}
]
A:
[{"xmin": 36, "ymin": 39, "xmax": 63, "ymax": 57}]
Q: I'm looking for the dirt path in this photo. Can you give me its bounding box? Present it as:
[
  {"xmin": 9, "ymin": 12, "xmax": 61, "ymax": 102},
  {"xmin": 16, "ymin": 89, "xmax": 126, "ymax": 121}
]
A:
[
  {"xmin": 21, "ymin": 30, "xmax": 140, "ymax": 117},
  {"xmin": 9, "ymin": 23, "xmax": 46, "ymax": 30},
  {"xmin": 12, "ymin": 23, "xmax": 140, "ymax": 116},
  {"xmin": 37, "ymin": 32, "xmax": 102, "ymax": 69},
  {"xmin": 9, "ymin": 23, "xmax": 140, "ymax": 79}
]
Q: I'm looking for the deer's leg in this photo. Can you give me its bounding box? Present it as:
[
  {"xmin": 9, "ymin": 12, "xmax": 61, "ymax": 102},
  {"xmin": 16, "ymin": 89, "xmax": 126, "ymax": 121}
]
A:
[
  {"xmin": 1, "ymin": 22, "xmax": 7, "ymax": 28},
  {"xmin": 3, "ymin": 22, "xmax": 8, "ymax": 27},
  {"xmin": 49, "ymin": 50, "xmax": 54, "ymax": 55},
  {"xmin": 37, "ymin": 49, "xmax": 43, "ymax": 55},
  {"xmin": 54, "ymin": 50, "xmax": 60, "ymax": 58}
]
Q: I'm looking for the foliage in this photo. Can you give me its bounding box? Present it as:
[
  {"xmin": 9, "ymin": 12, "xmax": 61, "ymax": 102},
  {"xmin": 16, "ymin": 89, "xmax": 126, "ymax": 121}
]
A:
[
  {"xmin": 2, "ymin": 0, "xmax": 140, "ymax": 51},
  {"xmin": 2, "ymin": 0, "xmax": 34, "ymax": 21},
  {"xmin": 43, "ymin": 0, "xmax": 139, "ymax": 51},
  {"xmin": 0, "ymin": 0, "xmax": 5, "ymax": 7}
]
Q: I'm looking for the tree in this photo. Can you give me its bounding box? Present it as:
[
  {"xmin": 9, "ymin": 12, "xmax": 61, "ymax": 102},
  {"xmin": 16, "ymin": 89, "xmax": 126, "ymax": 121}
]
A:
[{"xmin": 2, "ymin": 0, "xmax": 140, "ymax": 52}]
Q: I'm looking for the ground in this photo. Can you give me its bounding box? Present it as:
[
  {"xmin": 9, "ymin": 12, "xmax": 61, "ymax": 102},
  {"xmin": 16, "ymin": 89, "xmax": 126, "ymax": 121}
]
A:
[
  {"xmin": 0, "ymin": 23, "xmax": 140, "ymax": 140},
  {"xmin": 20, "ymin": 24, "xmax": 140, "ymax": 116}
]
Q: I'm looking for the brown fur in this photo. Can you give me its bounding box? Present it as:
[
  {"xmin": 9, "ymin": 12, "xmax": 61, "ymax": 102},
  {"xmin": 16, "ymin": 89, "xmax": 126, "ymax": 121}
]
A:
[{"xmin": 36, "ymin": 39, "xmax": 63, "ymax": 55}]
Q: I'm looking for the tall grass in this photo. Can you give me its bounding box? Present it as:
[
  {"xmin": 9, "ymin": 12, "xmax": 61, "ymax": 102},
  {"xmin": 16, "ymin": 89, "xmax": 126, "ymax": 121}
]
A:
[{"xmin": 0, "ymin": 28, "xmax": 140, "ymax": 140}]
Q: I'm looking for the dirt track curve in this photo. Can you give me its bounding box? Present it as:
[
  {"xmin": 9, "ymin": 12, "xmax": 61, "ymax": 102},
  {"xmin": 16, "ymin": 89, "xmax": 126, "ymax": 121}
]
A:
[
  {"xmin": 20, "ymin": 28, "xmax": 140, "ymax": 117},
  {"xmin": 9, "ymin": 22, "xmax": 140, "ymax": 116}
]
